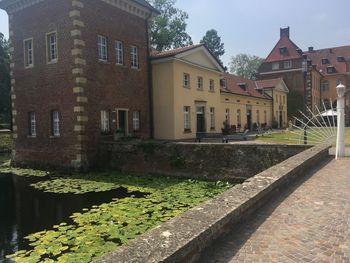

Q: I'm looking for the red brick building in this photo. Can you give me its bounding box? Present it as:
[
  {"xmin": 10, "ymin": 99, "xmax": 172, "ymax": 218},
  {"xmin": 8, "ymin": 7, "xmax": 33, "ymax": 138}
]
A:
[
  {"xmin": 0, "ymin": 0, "xmax": 158, "ymax": 169},
  {"xmin": 258, "ymin": 27, "xmax": 350, "ymax": 125}
]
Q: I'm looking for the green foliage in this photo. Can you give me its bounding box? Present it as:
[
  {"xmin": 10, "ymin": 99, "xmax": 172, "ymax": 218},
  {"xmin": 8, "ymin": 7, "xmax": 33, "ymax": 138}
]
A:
[
  {"xmin": 0, "ymin": 166, "xmax": 51, "ymax": 177},
  {"xmin": 6, "ymin": 172, "xmax": 232, "ymax": 262},
  {"xmin": 0, "ymin": 133, "xmax": 12, "ymax": 149},
  {"xmin": 229, "ymin": 53, "xmax": 264, "ymax": 80},
  {"xmin": 149, "ymin": 0, "xmax": 193, "ymax": 51},
  {"xmin": 0, "ymin": 33, "xmax": 11, "ymax": 125},
  {"xmin": 200, "ymin": 29, "xmax": 225, "ymax": 59}
]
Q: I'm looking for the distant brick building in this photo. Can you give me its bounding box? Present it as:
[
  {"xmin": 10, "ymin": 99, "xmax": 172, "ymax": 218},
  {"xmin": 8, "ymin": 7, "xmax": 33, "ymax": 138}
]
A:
[
  {"xmin": 0, "ymin": 0, "xmax": 158, "ymax": 169},
  {"xmin": 258, "ymin": 27, "xmax": 350, "ymax": 125}
]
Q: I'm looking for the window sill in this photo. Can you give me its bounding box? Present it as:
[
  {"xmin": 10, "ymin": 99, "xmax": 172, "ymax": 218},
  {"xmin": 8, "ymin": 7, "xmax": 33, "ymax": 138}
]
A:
[
  {"xmin": 50, "ymin": 135, "xmax": 60, "ymax": 138},
  {"xmin": 25, "ymin": 65, "xmax": 34, "ymax": 69},
  {"xmin": 27, "ymin": 135, "xmax": 37, "ymax": 138},
  {"xmin": 184, "ymin": 130, "xmax": 192, "ymax": 134},
  {"xmin": 131, "ymin": 67, "xmax": 141, "ymax": 71},
  {"xmin": 183, "ymin": 86, "xmax": 191, "ymax": 89},
  {"xmin": 197, "ymin": 88, "xmax": 204, "ymax": 91},
  {"xmin": 210, "ymin": 128, "xmax": 216, "ymax": 131},
  {"xmin": 98, "ymin": 60, "xmax": 109, "ymax": 64},
  {"xmin": 209, "ymin": 90, "xmax": 215, "ymax": 93},
  {"xmin": 47, "ymin": 60, "xmax": 58, "ymax": 65}
]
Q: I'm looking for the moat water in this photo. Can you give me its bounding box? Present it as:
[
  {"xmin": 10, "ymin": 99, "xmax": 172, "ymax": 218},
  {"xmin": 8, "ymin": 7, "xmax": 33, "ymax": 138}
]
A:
[{"xmin": 0, "ymin": 173, "xmax": 137, "ymax": 262}]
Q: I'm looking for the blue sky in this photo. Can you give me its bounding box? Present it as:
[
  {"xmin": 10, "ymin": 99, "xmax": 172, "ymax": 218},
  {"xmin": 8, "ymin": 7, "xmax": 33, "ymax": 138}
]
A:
[{"xmin": 1, "ymin": 0, "xmax": 349, "ymax": 66}]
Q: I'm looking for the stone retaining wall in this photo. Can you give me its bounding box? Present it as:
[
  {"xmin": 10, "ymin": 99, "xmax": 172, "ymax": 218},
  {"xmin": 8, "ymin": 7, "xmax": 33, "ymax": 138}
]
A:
[
  {"xmin": 98, "ymin": 142, "xmax": 310, "ymax": 182},
  {"xmin": 95, "ymin": 144, "xmax": 330, "ymax": 263}
]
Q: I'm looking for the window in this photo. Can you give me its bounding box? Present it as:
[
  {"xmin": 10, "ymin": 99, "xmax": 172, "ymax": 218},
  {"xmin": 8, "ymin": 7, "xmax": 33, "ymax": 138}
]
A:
[
  {"xmin": 337, "ymin": 56, "xmax": 345, "ymax": 62},
  {"xmin": 131, "ymin": 46, "xmax": 138, "ymax": 69},
  {"xmin": 210, "ymin": 107, "xmax": 215, "ymax": 129},
  {"xmin": 327, "ymin": 66, "xmax": 336, "ymax": 74},
  {"xmin": 238, "ymin": 83, "xmax": 247, "ymax": 91},
  {"xmin": 197, "ymin": 77, "xmax": 203, "ymax": 90},
  {"xmin": 133, "ymin": 111, "xmax": 140, "ymax": 131},
  {"xmin": 257, "ymin": 110, "xmax": 260, "ymax": 124},
  {"xmin": 272, "ymin": 62, "xmax": 279, "ymax": 70},
  {"xmin": 264, "ymin": 110, "xmax": 267, "ymax": 124},
  {"xmin": 321, "ymin": 58, "xmax": 329, "ymax": 65},
  {"xmin": 115, "ymin": 41, "xmax": 124, "ymax": 65},
  {"xmin": 220, "ymin": 79, "xmax": 226, "ymax": 88},
  {"xmin": 275, "ymin": 95, "xmax": 278, "ymax": 103},
  {"xmin": 24, "ymin": 38, "xmax": 34, "ymax": 68},
  {"xmin": 100, "ymin": 110, "xmax": 110, "ymax": 133},
  {"xmin": 284, "ymin": 60, "xmax": 292, "ymax": 69},
  {"xmin": 98, "ymin": 35, "xmax": 108, "ymax": 61},
  {"xmin": 29, "ymin": 112, "xmax": 36, "ymax": 137},
  {"xmin": 46, "ymin": 32, "xmax": 57, "ymax": 63},
  {"xmin": 279, "ymin": 47, "xmax": 287, "ymax": 54},
  {"xmin": 321, "ymin": 80, "xmax": 329, "ymax": 91},
  {"xmin": 209, "ymin": 79, "xmax": 214, "ymax": 91},
  {"xmin": 51, "ymin": 111, "xmax": 60, "ymax": 137},
  {"xmin": 184, "ymin": 106, "xmax": 191, "ymax": 131},
  {"xmin": 225, "ymin": 109, "xmax": 230, "ymax": 124},
  {"xmin": 237, "ymin": 109, "xmax": 241, "ymax": 127},
  {"xmin": 283, "ymin": 95, "xmax": 286, "ymax": 104},
  {"xmin": 183, "ymin": 73, "xmax": 190, "ymax": 88}
]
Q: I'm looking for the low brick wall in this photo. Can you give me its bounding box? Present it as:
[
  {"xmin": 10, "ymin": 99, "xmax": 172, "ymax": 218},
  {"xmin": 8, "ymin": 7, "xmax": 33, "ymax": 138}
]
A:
[
  {"xmin": 95, "ymin": 144, "xmax": 330, "ymax": 263},
  {"xmin": 98, "ymin": 142, "xmax": 310, "ymax": 182}
]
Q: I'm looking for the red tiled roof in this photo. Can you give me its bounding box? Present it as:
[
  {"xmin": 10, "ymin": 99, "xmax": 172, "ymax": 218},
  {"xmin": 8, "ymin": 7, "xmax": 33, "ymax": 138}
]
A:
[
  {"xmin": 265, "ymin": 35, "xmax": 303, "ymax": 62},
  {"xmin": 151, "ymin": 44, "xmax": 204, "ymax": 59},
  {"xmin": 221, "ymin": 73, "xmax": 271, "ymax": 100},
  {"xmin": 305, "ymin": 45, "xmax": 350, "ymax": 76},
  {"xmin": 255, "ymin": 78, "xmax": 283, "ymax": 89}
]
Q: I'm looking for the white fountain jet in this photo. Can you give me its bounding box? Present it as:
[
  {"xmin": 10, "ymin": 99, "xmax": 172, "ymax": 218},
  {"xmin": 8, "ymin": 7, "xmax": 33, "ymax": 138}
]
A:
[{"xmin": 336, "ymin": 82, "xmax": 346, "ymax": 159}]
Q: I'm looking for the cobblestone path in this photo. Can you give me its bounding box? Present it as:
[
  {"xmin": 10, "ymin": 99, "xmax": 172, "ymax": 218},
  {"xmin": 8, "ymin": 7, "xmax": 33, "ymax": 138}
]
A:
[{"xmin": 199, "ymin": 158, "xmax": 350, "ymax": 263}]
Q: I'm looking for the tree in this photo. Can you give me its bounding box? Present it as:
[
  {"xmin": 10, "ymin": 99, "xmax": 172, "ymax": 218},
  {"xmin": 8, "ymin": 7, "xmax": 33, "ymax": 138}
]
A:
[
  {"xmin": 229, "ymin": 54, "xmax": 264, "ymax": 80},
  {"xmin": 149, "ymin": 0, "xmax": 193, "ymax": 51},
  {"xmin": 0, "ymin": 33, "xmax": 11, "ymax": 128},
  {"xmin": 200, "ymin": 29, "xmax": 225, "ymax": 59}
]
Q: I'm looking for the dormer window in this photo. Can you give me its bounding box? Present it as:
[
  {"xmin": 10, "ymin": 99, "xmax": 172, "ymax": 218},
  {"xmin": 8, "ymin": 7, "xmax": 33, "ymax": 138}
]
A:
[
  {"xmin": 220, "ymin": 79, "xmax": 227, "ymax": 89},
  {"xmin": 327, "ymin": 66, "xmax": 336, "ymax": 74},
  {"xmin": 279, "ymin": 47, "xmax": 287, "ymax": 54},
  {"xmin": 238, "ymin": 83, "xmax": 247, "ymax": 91},
  {"xmin": 337, "ymin": 56, "xmax": 345, "ymax": 62},
  {"xmin": 322, "ymin": 58, "xmax": 329, "ymax": 65}
]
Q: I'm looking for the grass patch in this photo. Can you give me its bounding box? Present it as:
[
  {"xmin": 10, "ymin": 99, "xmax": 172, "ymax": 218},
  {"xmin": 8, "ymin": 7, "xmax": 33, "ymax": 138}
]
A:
[
  {"xmin": 5, "ymin": 169, "xmax": 232, "ymax": 262},
  {"xmin": 256, "ymin": 127, "xmax": 350, "ymax": 146}
]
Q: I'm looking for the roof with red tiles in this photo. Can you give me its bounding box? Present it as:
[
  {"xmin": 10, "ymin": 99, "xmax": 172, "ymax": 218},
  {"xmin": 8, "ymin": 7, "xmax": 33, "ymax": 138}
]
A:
[
  {"xmin": 305, "ymin": 45, "xmax": 350, "ymax": 76},
  {"xmin": 221, "ymin": 73, "xmax": 272, "ymax": 100},
  {"xmin": 151, "ymin": 44, "xmax": 204, "ymax": 59},
  {"xmin": 255, "ymin": 78, "xmax": 284, "ymax": 89},
  {"xmin": 265, "ymin": 36, "xmax": 303, "ymax": 62}
]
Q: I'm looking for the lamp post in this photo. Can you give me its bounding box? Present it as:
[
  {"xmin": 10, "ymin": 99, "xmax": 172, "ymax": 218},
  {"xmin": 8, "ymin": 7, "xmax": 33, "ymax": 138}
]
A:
[{"xmin": 336, "ymin": 82, "xmax": 346, "ymax": 159}]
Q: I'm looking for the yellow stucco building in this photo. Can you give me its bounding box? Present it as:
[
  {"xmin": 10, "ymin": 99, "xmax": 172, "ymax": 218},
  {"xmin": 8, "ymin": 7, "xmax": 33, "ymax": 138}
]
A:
[{"xmin": 152, "ymin": 45, "xmax": 289, "ymax": 140}]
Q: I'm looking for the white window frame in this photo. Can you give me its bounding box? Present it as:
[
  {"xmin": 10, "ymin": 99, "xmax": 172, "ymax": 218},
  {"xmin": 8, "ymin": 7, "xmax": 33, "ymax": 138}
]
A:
[
  {"xmin": 98, "ymin": 35, "xmax": 108, "ymax": 62},
  {"xmin": 24, "ymin": 38, "xmax": 34, "ymax": 68},
  {"xmin": 51, "ymin": 110, "xmax": 60, "ymax": 137},
  {"xmin": 131, "ymin": 45, "xmax": 139, "ymax": 69},
  {"xmin": 210, "ymin": 107, "xmax": 215, "ymax": 129},
  {"xmin": 197, "ymin": 76, "xmax": 203, "ymax": 90},
  {"xmin": 209, "ymin": 79, "xmax": 215, "ymax": 91},
  {"xmin": 264, "ymin": 110, "xmax": 267, "ymax": 124},
  {"xmin": 272, "ymin": 62, "xmax": 279, "ymax": 70},
  {"xmin": 184, "ymin": 106, "xmax": 191, "ymax": 131},
  {"xmin": 100, "ymin": 110, "xmax": 110, "ymax": 133},
  {"xmin": 46, "ymin": 31, "xmax": 58, "ymax": 63},
  {"xmin": 29, "ymin": 111, "xmax": 37, "ymax": 137},
  {"xmin": 115, "ymin": 41, "xmax": 124, "ymax": 65},
  {"xmin": 132, "ymin": 111, "xmax": 140, "ymax": 131},
  {"xmin": 183, "ymin": 73, "xmax": 190, "ymax": 88},
  {"xmin": 284, "ymin": 60, "xmax": 292, "ymax": 69}
]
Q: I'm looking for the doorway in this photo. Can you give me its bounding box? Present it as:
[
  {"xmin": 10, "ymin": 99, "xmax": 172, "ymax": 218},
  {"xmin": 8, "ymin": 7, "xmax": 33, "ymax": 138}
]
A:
[
  {"xmin": 279, "ymin": 111, "xmax": 283, "ymax": 128},
  {"xmin": 117, "ymin": 110, "xmax": 128, "ymax": 136},
  {"xmin": 246, "ymin": 109, "xmax": 252, "ymax": 131},
  {"xmin": 196, "ymin": 106, "xmax": 206, "ymax": 133}
]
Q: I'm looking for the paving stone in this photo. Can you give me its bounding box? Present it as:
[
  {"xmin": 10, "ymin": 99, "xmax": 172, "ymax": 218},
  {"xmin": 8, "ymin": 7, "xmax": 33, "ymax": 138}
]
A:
[{"xmin": 199, "ymin": 158, "xmax": 350, "ymax": 263}]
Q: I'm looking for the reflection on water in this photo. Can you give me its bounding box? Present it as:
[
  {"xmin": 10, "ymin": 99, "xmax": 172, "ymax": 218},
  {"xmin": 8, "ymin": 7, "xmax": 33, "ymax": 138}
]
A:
[{"xmin": 0, "ymin": 174, "xmax": 137, "ymax": 262}]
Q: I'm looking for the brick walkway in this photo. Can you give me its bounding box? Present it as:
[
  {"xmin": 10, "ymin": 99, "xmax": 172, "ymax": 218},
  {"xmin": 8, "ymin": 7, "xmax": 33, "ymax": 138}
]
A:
[{"xmin": 199, "ymin": 158, "xmax": 350, "ymax": 263}]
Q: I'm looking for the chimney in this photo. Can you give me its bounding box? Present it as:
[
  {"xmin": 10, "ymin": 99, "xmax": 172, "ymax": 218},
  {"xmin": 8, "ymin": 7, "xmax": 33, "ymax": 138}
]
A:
[
  {"xmin": 280, "ymin": 27, "xmax": 290, "ymax": 38},
  {"xmin": 308, "ymin": 47, "xmax": 314, "ymax": 52}
]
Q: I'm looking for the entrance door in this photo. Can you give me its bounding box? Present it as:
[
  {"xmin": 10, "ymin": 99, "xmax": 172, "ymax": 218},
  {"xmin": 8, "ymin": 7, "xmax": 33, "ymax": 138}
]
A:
[
  {"xmin": 196, "ymin": 106, "xmax": 206, "ymax": 133},
  {"xmin": 246, "ymin": 109, "xmax": 252, "ymax": 131},
  {"xmin": 118, "ymin": 110, "xmax": 127, "ymax": 136}
]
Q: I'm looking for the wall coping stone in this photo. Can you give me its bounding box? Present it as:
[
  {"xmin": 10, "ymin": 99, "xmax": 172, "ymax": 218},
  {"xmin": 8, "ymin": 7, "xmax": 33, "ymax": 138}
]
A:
[{"xmin": 94, "ymin": 144, "xmax": 330, "ymax": 263}]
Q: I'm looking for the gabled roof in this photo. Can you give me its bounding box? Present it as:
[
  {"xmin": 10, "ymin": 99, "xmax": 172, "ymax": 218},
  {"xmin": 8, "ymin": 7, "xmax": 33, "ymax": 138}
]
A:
[
  {"xmin": 132, "ymin": 0, "xmax": 160, "ymax": 14},
  {"xmin": 151, "ymin": 44, "xmax": 225, "ymax": 72},
  {"xmin": 305, "ymin": 45, "xmax": 350, "ymax": 76},
  {"xmin": 265, "ymin": 35, "xmax": 303, "ymax": 63},
  {"xmin": 256, "ymin": 78, "xmax": 289, "ymax": 93},
  {"xmin": 221, "ymin": 73, "xmax": 272, "ymax": 100}
]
